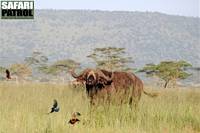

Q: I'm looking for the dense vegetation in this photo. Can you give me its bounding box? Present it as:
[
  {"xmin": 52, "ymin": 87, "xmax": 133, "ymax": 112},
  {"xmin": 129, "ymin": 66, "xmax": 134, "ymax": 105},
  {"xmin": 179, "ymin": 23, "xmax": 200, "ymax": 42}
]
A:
[{"xmin": 0, "ymin": 82, "xmax": 199, "ymax": 133}]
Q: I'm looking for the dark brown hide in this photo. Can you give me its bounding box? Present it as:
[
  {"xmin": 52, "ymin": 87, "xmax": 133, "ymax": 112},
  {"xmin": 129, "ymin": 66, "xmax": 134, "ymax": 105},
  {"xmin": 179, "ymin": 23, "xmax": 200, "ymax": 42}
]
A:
[
  {"xmin": 101, "ymin": 70, "xmax": 158, "ymax": 106},
  {"xmin": 70, "ymin": 69, "xmax": 113, "ymax": 105},
  {"xmin": 70, "ymin": 69, "xmax": 157, "ymax": 106}
]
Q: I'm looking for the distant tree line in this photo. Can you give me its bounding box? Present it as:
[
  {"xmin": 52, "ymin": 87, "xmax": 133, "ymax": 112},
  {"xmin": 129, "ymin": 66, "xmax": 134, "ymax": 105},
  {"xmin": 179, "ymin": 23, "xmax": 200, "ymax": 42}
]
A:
[{"xmin": 0, "ymin": 46, "xmax": 195, "ymax": 88}]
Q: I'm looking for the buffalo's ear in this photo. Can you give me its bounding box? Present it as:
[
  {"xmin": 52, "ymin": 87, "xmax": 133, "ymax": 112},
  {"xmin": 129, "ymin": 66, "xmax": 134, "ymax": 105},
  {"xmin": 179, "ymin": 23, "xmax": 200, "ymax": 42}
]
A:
[
  {"xmin": 100, "ymin": 69, "xmax": 113, "ymax": 85},
  {"xmin": 96, "ymin": 69, "xmax": 113, "ymax": 86},
  {"xmin": 105, "ymin": 80, "xmax": 112, "ymax": 85},
  {"xmin": 100, "ymin": 69, "xmax": 112, "ymax": 78},
  {"xmin": 98, "ymin": 76, "xmax": 112, "ymax": 85}
]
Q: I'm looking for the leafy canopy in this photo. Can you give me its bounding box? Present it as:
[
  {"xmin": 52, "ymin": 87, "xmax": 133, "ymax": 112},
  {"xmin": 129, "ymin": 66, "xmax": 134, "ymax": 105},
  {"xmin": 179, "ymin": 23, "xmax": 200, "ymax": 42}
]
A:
[
  {"xmin": 10, "ymin": 63, "xmax": 32, "ymax": 77},
  {"xmin": 141, "ymin": 60, "xmax": 192, "ymax": 82},
  {"xmin": 38, "ymin": 59, "xmax": 80, "ymax": 76},
  {"xmin": 87, "ymin": 47, "xmax": 134, "ymax": 71},
  {"xmin": 24, "ymin": 51, "xmax": 48, "ymax": 67}
]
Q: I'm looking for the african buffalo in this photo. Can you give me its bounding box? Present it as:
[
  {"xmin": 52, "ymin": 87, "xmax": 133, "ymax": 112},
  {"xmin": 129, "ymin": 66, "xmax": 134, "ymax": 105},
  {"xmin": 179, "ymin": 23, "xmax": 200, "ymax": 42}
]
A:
[{"xmin": 70, "ymin": 68, "xmax": 157, "ymax": 107}]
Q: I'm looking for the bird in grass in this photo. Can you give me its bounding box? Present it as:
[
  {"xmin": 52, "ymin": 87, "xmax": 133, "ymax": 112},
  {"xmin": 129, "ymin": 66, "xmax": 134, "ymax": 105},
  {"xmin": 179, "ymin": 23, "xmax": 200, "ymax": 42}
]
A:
[
  {"xmin": 5, "ymin": 69, "xmax": 11, "ymax": 79},
  {"xmin": 68, "ymin": 118, "xmax": 80, "ymax": 125},
  {"xmin": 48, "ymin": 99, "xmax": 60, "ymax": 114},
  {"xmin": 68, "ymin": 112, "xmax": 81, "ymax": 125}
]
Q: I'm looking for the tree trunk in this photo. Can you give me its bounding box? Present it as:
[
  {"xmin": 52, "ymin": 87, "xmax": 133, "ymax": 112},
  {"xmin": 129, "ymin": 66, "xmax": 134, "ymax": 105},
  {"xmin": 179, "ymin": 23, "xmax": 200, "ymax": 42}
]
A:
[{"xmin": 164, "ymin": 80, "xmax": 169, "ymax": 88}]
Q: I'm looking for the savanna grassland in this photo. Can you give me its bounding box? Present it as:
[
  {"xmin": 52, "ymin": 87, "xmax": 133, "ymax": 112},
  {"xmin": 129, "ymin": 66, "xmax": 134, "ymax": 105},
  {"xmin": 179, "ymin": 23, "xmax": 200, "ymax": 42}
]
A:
[{"xmin": 0, "ymin": 82, "xmax": 199, "ymax": 133}]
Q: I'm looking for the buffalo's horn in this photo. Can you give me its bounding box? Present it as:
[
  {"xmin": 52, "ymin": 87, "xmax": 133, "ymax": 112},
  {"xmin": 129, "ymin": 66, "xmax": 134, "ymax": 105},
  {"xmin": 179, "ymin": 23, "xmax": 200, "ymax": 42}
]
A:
[
  {"xmin": 69, "ymin": 69, "xmax": 79, "ymax": 78},
  {"xmin": 69, "ymin": 68, "xmax": 91, "ymax": 79}
]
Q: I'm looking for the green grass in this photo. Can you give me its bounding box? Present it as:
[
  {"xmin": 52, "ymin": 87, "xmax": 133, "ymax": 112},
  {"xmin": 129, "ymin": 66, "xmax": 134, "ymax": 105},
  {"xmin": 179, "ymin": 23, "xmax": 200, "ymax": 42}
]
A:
[{"xmin": 0, "ymin": 82, "xmax": 199, "ymax": 133}]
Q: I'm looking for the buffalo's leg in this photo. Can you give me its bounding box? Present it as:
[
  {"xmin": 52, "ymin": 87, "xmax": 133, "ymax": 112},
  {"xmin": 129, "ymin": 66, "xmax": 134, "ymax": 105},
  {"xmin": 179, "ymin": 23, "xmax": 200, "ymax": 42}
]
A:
[
  {"xmin": 129, "ymin": 97, "xmax": 133, "ymax": 107},
  {"xmin": 106, "ymin": 92, "xmax": 111, "ymax": 106},
  {"xmin": 88, "ymin": 96, "xmax": 97, "ymax": 121},
  {"xmin": 129, "ymin": 90, "xmax": 141, "ymax": 111},
  {"xmin": 129, "ymin": 96, "xmax": 139, "ymax": 113},
  {"xmin": 102, "ymin": 92, "xmax": 111, "ymax": 112}
]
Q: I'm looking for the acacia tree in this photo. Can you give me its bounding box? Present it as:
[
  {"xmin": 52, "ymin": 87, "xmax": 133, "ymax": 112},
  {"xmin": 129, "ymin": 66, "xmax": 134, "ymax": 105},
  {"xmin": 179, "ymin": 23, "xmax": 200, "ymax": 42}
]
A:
[
  {"xmin": 39, "ymin": 59, "xmax": 80, "ymax": 76},
  {"xmin": 9, "ymin": 63, "xmax": 32, "ymax": 79},
  {"xmin": 24, "ymin": 51, "xmax": 49, "ymax": 80},
  {"xmin": 87, "ymin": 47, "xmax": 134, "ymax": 71},
  {"xmin": 24, "ymin": 51, "xmax": 48, "ymax": 69},
  {"xmin": 140, "ymin": 60, "xmax": 192, "ymax": 88},
  {"xmin": 38, "ymin": 59, "xmax": 80, "ymax": 82}
]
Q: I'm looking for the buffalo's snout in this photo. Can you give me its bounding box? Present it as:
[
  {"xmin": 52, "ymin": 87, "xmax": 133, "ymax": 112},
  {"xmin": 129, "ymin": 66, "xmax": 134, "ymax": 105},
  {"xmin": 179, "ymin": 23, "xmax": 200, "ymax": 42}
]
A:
[{"xmin": 86, "ymin": 75, "xmax": 96, "ymax": 85}]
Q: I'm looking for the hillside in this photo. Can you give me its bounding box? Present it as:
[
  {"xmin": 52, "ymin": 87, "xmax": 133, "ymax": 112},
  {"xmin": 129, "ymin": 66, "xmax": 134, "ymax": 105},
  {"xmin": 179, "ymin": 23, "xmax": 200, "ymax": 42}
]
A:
[{"xmin": 0, "ymin": 10, "xmax": 199, "ymax": 83}]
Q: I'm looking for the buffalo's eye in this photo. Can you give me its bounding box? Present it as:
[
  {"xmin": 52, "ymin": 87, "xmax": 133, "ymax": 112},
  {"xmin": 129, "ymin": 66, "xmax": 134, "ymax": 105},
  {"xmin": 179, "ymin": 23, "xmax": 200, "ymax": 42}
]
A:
[
  {"xmin": 88, "ymin": 75, "xmax": 94, "ymax": 81},
  {"xmin": 98, "ymin": 78, "xmax": 105, "ymax": 83}
]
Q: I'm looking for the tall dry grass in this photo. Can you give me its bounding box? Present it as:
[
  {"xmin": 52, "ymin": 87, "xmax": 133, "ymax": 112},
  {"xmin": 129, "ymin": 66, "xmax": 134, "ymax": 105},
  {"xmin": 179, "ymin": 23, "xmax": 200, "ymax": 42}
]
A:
[{"xmin": 0, "ymin": 82, "xmax": 199, "ymax": 133}]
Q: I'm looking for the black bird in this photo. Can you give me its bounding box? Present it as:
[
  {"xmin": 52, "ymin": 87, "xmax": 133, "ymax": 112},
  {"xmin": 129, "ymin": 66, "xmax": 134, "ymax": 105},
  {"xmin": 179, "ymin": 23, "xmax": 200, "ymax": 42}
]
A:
[
  {"xmin": 48, "ymin": 99, "xmax": 60, "ymax": 114},
  {"xmin": 5, "ymin": 69, "xmax": 11, "ymax": 79}
]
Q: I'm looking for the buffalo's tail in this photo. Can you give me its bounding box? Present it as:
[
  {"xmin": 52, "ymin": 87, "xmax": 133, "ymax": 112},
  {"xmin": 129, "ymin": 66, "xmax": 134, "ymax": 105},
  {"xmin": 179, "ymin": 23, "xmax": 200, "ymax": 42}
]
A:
[{"xmin": 143, "ymin": 90, "xmax": 159, "ymax": 97}]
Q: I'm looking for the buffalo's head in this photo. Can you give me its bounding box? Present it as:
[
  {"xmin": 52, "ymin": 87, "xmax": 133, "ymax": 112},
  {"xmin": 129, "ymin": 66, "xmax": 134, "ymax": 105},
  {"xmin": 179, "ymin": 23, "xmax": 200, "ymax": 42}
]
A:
[{"xmin": 70, "ymin": 68, "xmax": 113, "ymax": 88}]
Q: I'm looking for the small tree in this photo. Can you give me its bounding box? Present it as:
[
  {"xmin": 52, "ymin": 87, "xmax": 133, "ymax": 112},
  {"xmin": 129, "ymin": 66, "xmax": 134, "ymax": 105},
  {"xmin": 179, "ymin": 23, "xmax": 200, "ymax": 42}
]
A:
[
  {"xmin": 10, "ymin": 63, "xmax": 32, "ymax": 78},
  {"xmin": 38, "ymin": 59, "xmax": 80, "ymax": 79},
  {"xmin": 24, "ymin": 51, "xmax": 48, "ymax": 69},
  {"xmin": 87, "ymin": 47, "xmax": 134, "ymax": 71},
  {"xmin": 52, "ymin": 59, "xmax": 80, "ymax": 70},
  {"xmin": 140, "ymin": 60, "xmax": 192, "ymax": 88}
]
